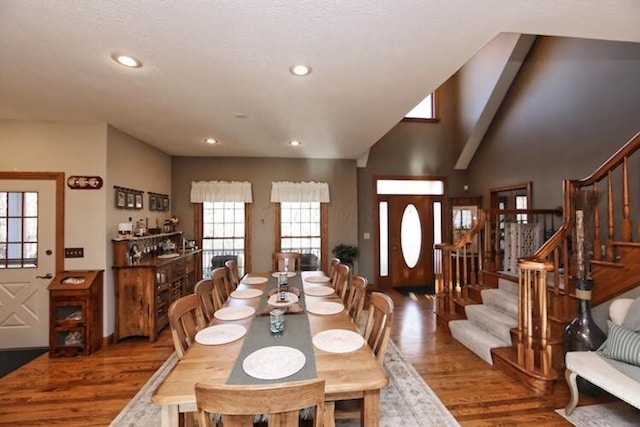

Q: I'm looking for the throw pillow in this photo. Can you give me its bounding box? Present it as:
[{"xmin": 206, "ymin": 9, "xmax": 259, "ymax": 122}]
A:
[
  {"xmin": 601, "ymin": 321, "xmax": 640, "ymax": 366},
  {"xmin": 622, "ymin": 297, "xmax": 640, "ymax": 332}
]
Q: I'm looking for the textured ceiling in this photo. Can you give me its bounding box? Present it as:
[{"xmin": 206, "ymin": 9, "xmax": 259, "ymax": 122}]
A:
[{"xmin": 0, "ymin": 1, "xmax": 638, "ymax": 159}]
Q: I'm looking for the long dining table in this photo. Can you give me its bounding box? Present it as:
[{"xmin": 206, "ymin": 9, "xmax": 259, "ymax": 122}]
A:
[{"xmin": 151, "ymin": 271, "xmax": 388, "ymax": 427}]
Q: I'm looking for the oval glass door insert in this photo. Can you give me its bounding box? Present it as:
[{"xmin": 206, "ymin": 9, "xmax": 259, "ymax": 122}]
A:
[{"xmin": 401, "ymin": 204, "xmax": 422, "ymax": 268}]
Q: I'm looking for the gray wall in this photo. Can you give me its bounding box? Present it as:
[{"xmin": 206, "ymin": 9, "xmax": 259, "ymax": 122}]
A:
[
  {"xmin": 171, "ymin": 157, "xmax": 358, "ymax": 273},
  {"xmin": 467, "ymin": 36, "xmax": 640, "ymax": 208},
  {"xmin": 357, "ymin": 36, "xmax": 640, "ymax": 285},
  {"xmin": 357, "ymin": 77, "xmax": 469, "ymax": 283}
]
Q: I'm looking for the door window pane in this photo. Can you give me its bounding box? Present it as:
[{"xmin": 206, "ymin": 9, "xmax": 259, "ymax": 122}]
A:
[{"xmin": 0, "ymin": 191, "xmax": 38, "ymax": 268}]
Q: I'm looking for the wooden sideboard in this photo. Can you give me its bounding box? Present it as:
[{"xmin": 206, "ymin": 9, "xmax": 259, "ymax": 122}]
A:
[{"xmin": 112, "ymin": 232, "xmax": 202, "ymax": 342}]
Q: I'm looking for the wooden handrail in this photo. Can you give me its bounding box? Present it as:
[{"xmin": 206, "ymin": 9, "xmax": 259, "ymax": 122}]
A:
[{"xmin": 577, "ymin": 131, "xmax": 640, "ymax": 186}]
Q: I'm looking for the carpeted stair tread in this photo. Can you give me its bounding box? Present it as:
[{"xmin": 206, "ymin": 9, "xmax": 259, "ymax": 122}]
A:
[
  {"xmin": 481, "ymin": 288, "xmax": 518, "ymax": 318},
  {"xmin": 465, "ymin": 304, "xmax": 517, "ymax": 344},
  {"xmin": 449, "ymin": 320, "xmax": 510, "ymax": 365},
  {"xmin": 497, "ymin": 277, "xmax": 518, "ymax": 295}
]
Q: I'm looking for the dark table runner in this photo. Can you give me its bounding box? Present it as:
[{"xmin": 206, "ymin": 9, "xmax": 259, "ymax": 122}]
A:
[{"xmin": 226, "ymin": 274, "xmax": 318, "ymax": 384}]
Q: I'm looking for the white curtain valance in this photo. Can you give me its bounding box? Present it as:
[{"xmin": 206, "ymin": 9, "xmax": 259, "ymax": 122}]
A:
[
  {"xmin": 190, "ymin": 181, "xmax": 253, "ymax": 203},
  {"xmin": 270, "ymin": 181, "xmax": 330, "ymax": 203}
]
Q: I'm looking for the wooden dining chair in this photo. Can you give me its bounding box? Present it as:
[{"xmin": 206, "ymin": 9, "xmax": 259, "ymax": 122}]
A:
[
  {"xmin": 332, "ymin": 263, "xmax": 350, "ymax": 303},
  {"xmin": 345, "ymin": 275, "xmax": 367, "ymax": 327},
  {"xmin": 327, "ymin": 257, "xmax": 340, "ymax": 278},
  {"xmin": 194, "ymin": 278, "xmax": 224, "ymax": 325},
  {"xmin": 272, "ymin": 251, "xmax": 301, "ymax": 272},
  {"xmin": 195, "ymin": 378, "xmax": 325, "ymax": 427},
  {"xmin": 225, "ymin": 259, "xmax": 241, "ymax": 289},
  {"xmin": 335, "ymin": 291, "xmax": 394, "ymax": 421},
  {"xmin": 168, "ymin": 294, "xmax": 205, "ymax": 359},
  {"xmin": 211, "ymin": 266, "xmax": 233, "ymax": 302}
]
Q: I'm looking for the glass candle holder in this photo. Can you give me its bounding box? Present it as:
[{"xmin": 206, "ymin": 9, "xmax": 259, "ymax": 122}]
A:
[{"xmin": 269, "ymin": 309, "xmax": 285, "ymax": 335}]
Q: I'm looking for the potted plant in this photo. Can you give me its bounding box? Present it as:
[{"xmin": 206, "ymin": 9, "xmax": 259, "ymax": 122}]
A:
[{"xmin": 332, "ymin": 244, "xmax": 359, "ymax": 268}]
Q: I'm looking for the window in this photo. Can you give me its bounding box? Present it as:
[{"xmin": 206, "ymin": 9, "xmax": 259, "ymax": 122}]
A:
[
  {"xmin": 276, "ymin": 202, "xmax": 326, "ymax": 271},
  {"xmin": 201, "ymin": 202, "xmax": 247, "ymax": 277},
  {"xmin": 516, "ymin": 195, "xmax": 528, "ymax": 223},
  {"xmin": 0, "ymin": 191, "xmax": 38, "ymax": 268},
  {"xmin": 403, "ymin": 92, "xmax": 438, "ymax": 121}
]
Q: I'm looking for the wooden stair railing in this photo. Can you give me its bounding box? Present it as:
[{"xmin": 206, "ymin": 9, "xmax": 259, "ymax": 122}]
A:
[{"xmin": 515, "ymin": 130, "xmax": 640, "ymax": 395}]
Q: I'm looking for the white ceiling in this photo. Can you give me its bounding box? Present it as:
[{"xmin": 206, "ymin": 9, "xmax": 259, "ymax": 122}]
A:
[{"xmin": 1, "ymin": 1, "xmax": 638, "ymax": 159}]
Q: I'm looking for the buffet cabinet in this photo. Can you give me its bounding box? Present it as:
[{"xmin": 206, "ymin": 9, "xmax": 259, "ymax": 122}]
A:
[
  {"xmin": 112, "ymin": 232, "xmax": 202, "ymax": 342},
  {"xmin": 48, "ymin": 270, "xmax": 103, "ymax": 357}
]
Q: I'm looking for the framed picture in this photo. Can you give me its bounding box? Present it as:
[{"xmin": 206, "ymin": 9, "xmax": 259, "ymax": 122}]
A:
[
  {"xmin": 149, "ymin": 195, "xmax": 157, "ymax": 211},
  {"xmin": 126, "ymin": 192, "xmax": 135, "ymax": 209},
  {"xmin": 135, "ymin": 193, "xmax": 143, "ymax": 209},
  {"xmin": 115, "ymin": 189, "xmax": 126, "ymax": 209},
  {"xmin": 163, "ymin": 196, "xmax": 170, "ymax": 212}
]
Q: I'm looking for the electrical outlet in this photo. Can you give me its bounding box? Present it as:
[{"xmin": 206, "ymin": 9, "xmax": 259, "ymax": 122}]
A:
[{"xmin": 64, "ymin": 247, "xmax": 84, "ymax": 258}]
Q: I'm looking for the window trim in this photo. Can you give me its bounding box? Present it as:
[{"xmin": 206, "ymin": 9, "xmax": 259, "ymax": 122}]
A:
[
  {"xmin": 402, "ymin": 90, "xmax": 440, "ymax": 123},
  {"xmin": 274, "ymin": 202, "xmax": 328, "ymax": 273},
  {"xmin": 193, "ymin": 202, "xmax": 252, "ymax": 277}
]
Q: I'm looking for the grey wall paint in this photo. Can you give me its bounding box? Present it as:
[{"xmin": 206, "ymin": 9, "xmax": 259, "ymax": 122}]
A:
[
  {"xmin": 171, "ymin": 156, "xmax": 357, "ymax": 273},
  {"xmin": 357, "ymin": 77, "xmax": 469, "ymax": 283},
  {"xmin": 467, "ymin": 37, "xmax": 640, "ymax": 209},
  {"xmin": 357, "ymin": 36, "xmax": 640, "ymax": 286}
]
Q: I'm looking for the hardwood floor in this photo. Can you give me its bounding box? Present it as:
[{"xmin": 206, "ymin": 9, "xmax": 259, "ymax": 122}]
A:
[{"xmin": 0, "ymin": 285, "xmax": 600, "ymax": 426}]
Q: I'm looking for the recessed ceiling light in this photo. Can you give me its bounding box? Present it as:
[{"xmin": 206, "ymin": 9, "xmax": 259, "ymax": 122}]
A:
[
  {"xmin": 289, "ymin": 64, "xmax": 312, "ymax": 76},
  {"xmin": 204, "ymin": 138, "xmax": 218, "ymax": 145},
  {"xmin": 289, "ymin": 140, "xmax": 301, "ymax": 147},
  {"xmin": 111, "ymin": 53, "xmax": 142, "ymax": 68},
  {"xmin": 234, "ymin": 113, "xmax": 247, "ymax": 119}
]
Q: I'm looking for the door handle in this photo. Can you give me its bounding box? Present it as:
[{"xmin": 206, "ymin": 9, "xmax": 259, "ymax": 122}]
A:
[{"xmin": 36, "ymin": 273, "xmax": 53, "ymax": 279}]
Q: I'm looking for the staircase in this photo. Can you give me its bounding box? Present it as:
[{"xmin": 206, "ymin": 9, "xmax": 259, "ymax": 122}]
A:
[
  {"xmin": 435, "ymin": 130, "xmax": 640, "ymax": 396},
  {"xmin": 449, "ymin": 277, "xmax": 517, "ymax": 364}
]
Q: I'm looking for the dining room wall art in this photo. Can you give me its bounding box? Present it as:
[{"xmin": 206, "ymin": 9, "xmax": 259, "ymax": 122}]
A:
[
  {"xmin": 148, "ymin": 192, "xmax": 169, "ymax": 212},
  {"xmin": 114, "ymin": 186, "xmax": 144, "ymax": 210}
]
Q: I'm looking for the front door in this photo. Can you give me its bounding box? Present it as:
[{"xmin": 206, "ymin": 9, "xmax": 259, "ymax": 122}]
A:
[
  {"xmin": 0, "ymin": 179, "xmax": 57, "ymax": 349},
  {"xmin": 376, "ymin": 177, "xmax": 444, "ymax": 290},
  {"xmin": 387, "ymin": 195, "xmax": 435, "ymax": 288}
]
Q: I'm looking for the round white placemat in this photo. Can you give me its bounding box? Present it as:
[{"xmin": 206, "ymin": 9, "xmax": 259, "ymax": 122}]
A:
[
  {"xmin": 230, "ymin": 288, "xmax": 264, "ymax": 299},
  {"xmin": 213, "ymin": 306, "xmax": 256, "ymax": 321},
  {"xmin": 242, "ymin": 346, "xmax": 306, "ymax": 380},
  {"xmin": 271, "ymin": 272, "xmax": 297, "ymax": 278},
  {"xmin": 306, "ymin": 301, "xmax": 344, "ymax": 315},
  {"xmin": 195, "ymin": 324, "xmax": 247, "ymax": 345},
  {"xmin": 312, "ymin": 329, "xmax": 365, "ymax": 353},
  {"xmin": 304, "ymin": 286, "xmax": 335, "ymax": 297},
  {"xmin": 267, "ymin": 292, "xmax": 299, "ymax": 306},
  {"xmin": 241, "ymin": 276, "xmax": 268, "ymax": 285},
  {"xmin": 305, "ymin": 275, "xmax": 331, "ymax": 284}
]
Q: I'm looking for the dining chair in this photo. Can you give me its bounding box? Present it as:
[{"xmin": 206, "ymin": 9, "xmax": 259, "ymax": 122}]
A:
[
  {"xmin": 345, "ymin": 275, "xmax": 367, "ymax": 327},
  {"xmin": 334, "ymin": 291, "xmax": 394, "ymax": 421},
  {"xmin": 194, "ymin": 278, "xmax": 224, "ymax": 325},
  {"xmin": 332, "ymin": 263, "xmax": 350, "ymax": 302},
  {"xmin": 225, "ymin": 259, "xmax": 240, "ymax": 289},
  {"xmin": 195, "ymin": 378, "xmax": 325, "ymax": 427},
  {"xmin": 211, "ymin": 266, "xmax": 233, "ymax": 302},
  {"xmin": 328, "ymin": 257, "xmax": 340, "ymax": 278},
  {"xmin": 272, "ymin": 251, "xmax": 301, "ymax": 272},
  {"xmin": 168, "ymin": 294, "xmax": 205, "ymax": 359}
]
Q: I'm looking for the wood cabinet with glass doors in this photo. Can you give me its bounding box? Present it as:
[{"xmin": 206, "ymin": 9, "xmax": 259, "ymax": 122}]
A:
[
  {"xmin": 48, "ymin": 270, "xmax": 103, "ymax": 357},
  {"xmin": 112, "ymin": 232, "xmax": 202, "ymax": 342}
]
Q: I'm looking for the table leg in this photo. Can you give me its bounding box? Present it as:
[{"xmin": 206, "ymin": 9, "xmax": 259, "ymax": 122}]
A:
[
  {"xmin": 323, "ymin": 401, "xmax": 336, "ymax": 427},
  {"xmin": 362, "ymin": 390, "xmax": 380, "ymax": 426},
  {"xmin": 161, "ymin": 404, "xmax": 179, "ymax": 427}
]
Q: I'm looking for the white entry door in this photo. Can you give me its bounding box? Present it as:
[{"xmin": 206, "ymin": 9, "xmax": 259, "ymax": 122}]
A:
[{"xmin": 0, "ymin": 180, "xmax": 56, "ymax": 349}]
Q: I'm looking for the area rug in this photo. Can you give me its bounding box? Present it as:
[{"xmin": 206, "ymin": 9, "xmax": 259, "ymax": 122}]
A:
[
  {"xmin": 110, "ymin": 340, "xmax": 459, "ymax": 427},
  {"xmin": 555, "ymin": 401, "xmax": 640, "ymax": 426}
]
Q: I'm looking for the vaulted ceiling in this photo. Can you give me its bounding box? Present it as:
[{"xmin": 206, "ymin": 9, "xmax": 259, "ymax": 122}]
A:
[{"xmin": 1, "ymin": 1, "xmax": 638, "ymax": 159}]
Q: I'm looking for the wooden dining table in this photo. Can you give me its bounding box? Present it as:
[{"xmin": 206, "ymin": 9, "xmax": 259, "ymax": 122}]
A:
[{"xmin": 151, "ymin": 272, "xmax": 388, "ymax": 427}]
